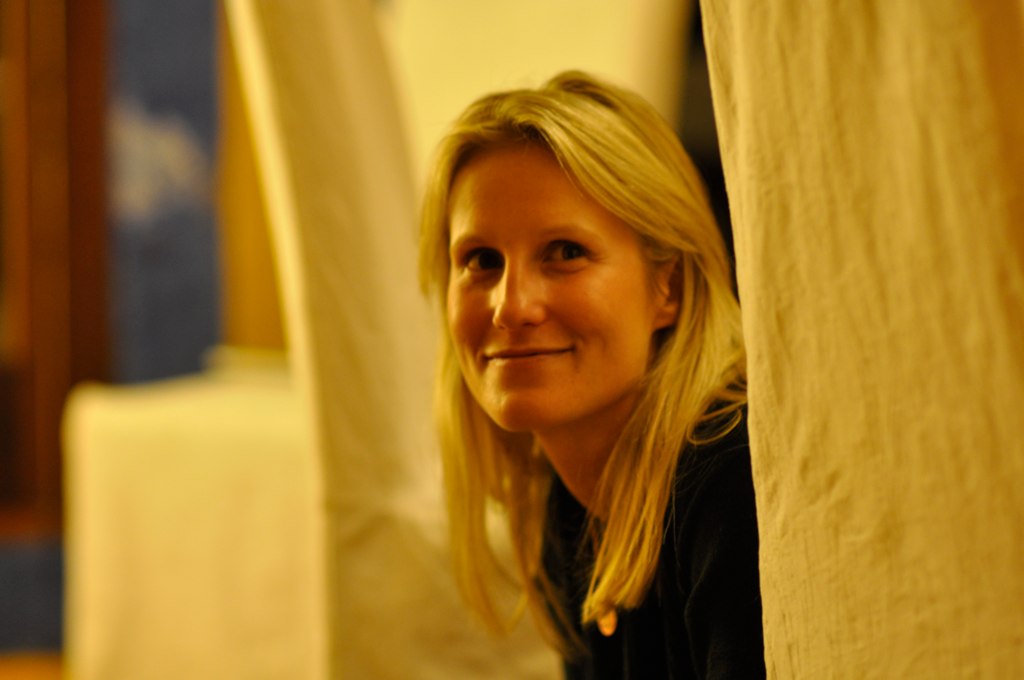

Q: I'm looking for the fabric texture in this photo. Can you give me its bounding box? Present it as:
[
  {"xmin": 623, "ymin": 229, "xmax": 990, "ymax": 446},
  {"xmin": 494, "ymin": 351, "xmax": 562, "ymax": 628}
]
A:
[
  {"xmin": 701, "ymin": 1, "xmax": 1024, "ymax": 676},
  {"xmin": 548, "ymin": 415, "xmax": 765, "ymax": 679}
]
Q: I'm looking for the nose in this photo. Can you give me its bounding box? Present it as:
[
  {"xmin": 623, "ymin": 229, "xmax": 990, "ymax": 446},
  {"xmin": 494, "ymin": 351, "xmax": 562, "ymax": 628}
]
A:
[{"xmin": 492, "ymin": 264, "xmax": 546, "ymax": 329}]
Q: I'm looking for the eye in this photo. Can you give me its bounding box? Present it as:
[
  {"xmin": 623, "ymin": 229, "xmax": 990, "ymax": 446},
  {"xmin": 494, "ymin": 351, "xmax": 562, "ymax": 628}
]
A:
[
  {"xmin": 550, "ymin": 240, "xmax": 587, "ymax": 261},
  {"xmin": 465, "ymin": 247, "xmax": 504, "ymax": 271}
]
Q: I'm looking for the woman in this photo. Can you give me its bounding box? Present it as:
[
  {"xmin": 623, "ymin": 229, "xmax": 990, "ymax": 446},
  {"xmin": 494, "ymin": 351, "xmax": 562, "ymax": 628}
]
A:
[{"xmin": 419, "ymin": 71, "xmax": 764, "ymax": 678}]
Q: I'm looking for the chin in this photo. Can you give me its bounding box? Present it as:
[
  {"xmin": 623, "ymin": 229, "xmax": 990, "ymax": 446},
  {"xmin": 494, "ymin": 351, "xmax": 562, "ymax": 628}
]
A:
[{"xmin": 485, "ymin": 400, "xmax": 557, "ymax": 434}]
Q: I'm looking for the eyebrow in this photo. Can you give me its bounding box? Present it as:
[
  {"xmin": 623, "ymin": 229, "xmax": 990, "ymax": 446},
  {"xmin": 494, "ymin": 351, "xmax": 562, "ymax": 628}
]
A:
[
  {"xmin": 448, "ymin": 234, "xmax": 478, "ymax": 256},
  {"xmin": 451, "ymin": 222, "xmax": 590, "ymax": 243}
]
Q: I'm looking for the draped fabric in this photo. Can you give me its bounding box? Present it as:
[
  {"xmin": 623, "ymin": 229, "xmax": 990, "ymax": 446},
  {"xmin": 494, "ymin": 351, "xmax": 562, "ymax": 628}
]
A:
[
  {"xmin": 701, "ymin": 2, "xmax": 1024, "ymax": 676},
  {"xmin": 222, "ymin": 1, "xmax": 558, "ymax": 676}
]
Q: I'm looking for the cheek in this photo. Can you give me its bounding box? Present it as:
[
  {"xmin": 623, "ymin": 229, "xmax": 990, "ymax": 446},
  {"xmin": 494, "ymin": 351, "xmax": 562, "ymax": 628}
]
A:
[
  {"xmin": 606, "ymin": 280, "xmax": 662, "ymax": 359},
  {"xmin": 446, "ymin": 288, "xmax": 464, "ymax": 345},
  {"xmin": 446, "ymin": 285, "xmax": 482, "ymax": 353}
]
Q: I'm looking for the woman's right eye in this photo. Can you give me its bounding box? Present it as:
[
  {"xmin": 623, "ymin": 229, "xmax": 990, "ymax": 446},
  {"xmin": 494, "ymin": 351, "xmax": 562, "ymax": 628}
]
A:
[{"xmin": 465, "ymin": 248, "xmax": 504, "ymax": 271}]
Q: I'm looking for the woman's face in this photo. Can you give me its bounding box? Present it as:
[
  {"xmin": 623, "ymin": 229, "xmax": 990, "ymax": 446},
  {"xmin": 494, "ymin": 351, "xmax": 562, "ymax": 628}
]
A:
[{"xmin": 446, "ymin": 144, "xmax": 678, "ymax": 441}]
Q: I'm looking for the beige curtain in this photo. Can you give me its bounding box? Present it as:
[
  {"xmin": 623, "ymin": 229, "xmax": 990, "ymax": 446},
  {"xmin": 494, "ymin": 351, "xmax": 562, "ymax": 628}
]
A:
[{"xmin": 702, "ymin": 2, "xmax": 1024, "ymax": 676}]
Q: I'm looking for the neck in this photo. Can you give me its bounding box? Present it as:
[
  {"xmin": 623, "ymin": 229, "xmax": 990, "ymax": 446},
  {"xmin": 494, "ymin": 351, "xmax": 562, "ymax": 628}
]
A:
[{"xmin": 535, "ymin": 395, "xmax": 636, "ymax": 513}]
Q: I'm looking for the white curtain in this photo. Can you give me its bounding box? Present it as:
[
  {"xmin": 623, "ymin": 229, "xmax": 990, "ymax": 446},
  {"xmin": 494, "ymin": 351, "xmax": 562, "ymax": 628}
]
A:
[{"xmin": 702, "ymin": 2, "xmax": 1024, "ymax": 676}]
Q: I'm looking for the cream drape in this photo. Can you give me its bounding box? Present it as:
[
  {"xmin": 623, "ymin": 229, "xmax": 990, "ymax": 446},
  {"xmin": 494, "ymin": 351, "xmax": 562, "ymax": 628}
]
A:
[
  {"xmin": 222, "ymin": 1, "xmax": 557, "ymax": 677},
  {"xmin": 702, "ymin": 2, "xmax": 1024, "ymax": 676}
]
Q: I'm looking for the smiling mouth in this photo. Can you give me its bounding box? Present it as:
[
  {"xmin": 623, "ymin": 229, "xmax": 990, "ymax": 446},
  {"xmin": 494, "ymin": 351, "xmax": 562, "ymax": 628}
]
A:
[{"xmin": 485, "ymin": 348, "xmax": 571, "ymax": 361}]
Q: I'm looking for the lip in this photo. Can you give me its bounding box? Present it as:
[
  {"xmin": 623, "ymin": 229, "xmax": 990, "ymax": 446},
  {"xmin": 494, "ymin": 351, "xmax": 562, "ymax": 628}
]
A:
[{"xmin": 484, "ymin": 347, "xmax": 572, "ymax": 361}]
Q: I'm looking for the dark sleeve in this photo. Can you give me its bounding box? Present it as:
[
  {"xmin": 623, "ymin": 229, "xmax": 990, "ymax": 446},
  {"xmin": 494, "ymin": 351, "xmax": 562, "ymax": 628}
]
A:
[{"xmin": 676, "ymin": 444, "xmax": 766, "ymax": 679}]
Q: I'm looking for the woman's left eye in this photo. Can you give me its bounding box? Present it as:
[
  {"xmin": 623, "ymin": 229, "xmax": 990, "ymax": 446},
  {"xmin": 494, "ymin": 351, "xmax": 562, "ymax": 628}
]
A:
[{"xmin": 551, "ymin": 241, "xmax": 587, "ymax": 261}]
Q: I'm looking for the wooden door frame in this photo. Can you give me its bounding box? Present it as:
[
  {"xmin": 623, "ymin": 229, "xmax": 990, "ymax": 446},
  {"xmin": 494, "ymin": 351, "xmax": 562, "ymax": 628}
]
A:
[{"xmin": 1, "ymin": 0, "xmax": 109, "ymax": 537}]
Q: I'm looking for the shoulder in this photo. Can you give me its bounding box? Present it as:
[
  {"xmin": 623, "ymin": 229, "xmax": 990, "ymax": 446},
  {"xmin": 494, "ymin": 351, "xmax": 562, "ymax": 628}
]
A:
[
  {"xmin": 663, "ymin": 409, "xmax": 766, "ymax": 676},
  {"xmin": 667, "ymin": 409, "xmax": 758, "ymax": 588},
  {"xmin": 674, "ymin": 411, "xmax": 753, "ymax": 517}
]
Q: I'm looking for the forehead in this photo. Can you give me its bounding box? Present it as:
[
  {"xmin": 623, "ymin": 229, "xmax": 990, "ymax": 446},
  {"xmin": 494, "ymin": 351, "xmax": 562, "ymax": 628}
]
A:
[
  {"xmin": 448, "ymin": 145, "xmax": 596, "ymax": 233},
  {"xmin": 452, "ymin": 143, "xmax": 569, "ymax": 197}
]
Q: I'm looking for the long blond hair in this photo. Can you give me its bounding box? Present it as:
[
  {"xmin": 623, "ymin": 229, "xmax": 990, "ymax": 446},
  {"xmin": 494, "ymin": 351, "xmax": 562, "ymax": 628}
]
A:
[{"xmin": 419, "ymin": 71, "xmax": 746, "ymax": 653}]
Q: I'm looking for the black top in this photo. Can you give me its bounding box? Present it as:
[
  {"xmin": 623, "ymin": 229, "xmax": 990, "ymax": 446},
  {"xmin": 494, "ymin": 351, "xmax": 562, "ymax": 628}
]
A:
[{"xmin": 543, "ymin": 414, "xmax": 765, "ymax": 679}]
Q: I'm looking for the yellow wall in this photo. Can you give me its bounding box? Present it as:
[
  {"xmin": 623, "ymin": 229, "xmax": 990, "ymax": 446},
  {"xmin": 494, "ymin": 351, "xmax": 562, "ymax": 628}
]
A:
[{"xmin": 377, "ymin": 0, "xmax": 691, "ymax": 183}]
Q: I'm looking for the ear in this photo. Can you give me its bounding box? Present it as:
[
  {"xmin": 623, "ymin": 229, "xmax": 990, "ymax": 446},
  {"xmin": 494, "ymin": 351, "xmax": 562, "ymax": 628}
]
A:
[{"xmin": 651, "ymin": 258, "xmax": 681, "ymax": 331}]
